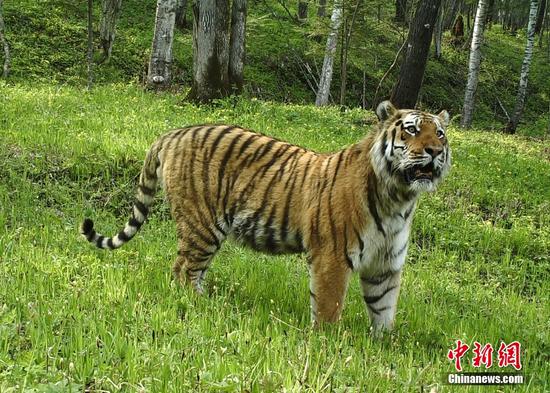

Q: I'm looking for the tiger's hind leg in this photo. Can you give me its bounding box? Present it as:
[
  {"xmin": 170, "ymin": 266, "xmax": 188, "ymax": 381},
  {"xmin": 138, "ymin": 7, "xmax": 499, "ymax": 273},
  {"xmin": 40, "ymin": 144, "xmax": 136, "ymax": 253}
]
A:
[
  {"xmin": 171, "ymin": 221, "xmax": 227, "ymax": 295},
  {"xmin": 173, "ymin": 250, "xmax": 216, "ymax": 295}
]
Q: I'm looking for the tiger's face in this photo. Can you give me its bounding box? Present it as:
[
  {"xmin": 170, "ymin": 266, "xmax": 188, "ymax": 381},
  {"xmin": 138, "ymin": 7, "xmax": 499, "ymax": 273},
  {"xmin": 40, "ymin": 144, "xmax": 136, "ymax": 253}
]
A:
[{"xmin": 373, "ymin": 101, "xmax": 451, "ymax": 194}]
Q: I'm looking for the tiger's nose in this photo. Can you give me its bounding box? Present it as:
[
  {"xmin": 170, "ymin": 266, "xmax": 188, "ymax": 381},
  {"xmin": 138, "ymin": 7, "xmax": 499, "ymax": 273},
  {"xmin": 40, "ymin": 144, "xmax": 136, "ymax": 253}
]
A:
[{"xmin": 425, "ymin": 146, "xmax": 443, "ymax": 158}]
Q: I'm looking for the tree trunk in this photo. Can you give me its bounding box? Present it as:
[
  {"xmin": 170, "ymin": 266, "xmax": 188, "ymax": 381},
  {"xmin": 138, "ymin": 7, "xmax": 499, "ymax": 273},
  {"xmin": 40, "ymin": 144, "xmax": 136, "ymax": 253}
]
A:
[
  {"xmin": 229, "ymin": 0, "xmax": 246, "ymax": 93},
  {"xmin": 434, "ymin": 4, "xmax": 444, "ymax": 58},
  {"xmin": 315, "ymin": 0, "xmax": 343, "ymax": 106},
  {"xmin": 485, "ymin": 0, "xmax": 494, "ymax": 28},
  {"xmin": 147, "ymin": 0, "xmax": 177, "ymax": 90},
  {"xmin": 390, "ymin": 0, "xmax": 442, "ymax": 109},
  {"xmin": 87, "ymin": 0, "xmax": 93, "ymax": 90},
  {"xmin": 340, "ymin": 0, "xmax": 360, "ymax": 106},
  {"xmin": 189, "ymin": 0, "xmax": 231, "ymax": 102},
  {"xmin": 534, "ymin": 0, "xmax": 546, "ymax": 33},
  {"xmin": 505, "ymin": 0, "xmax": 539, "ymax": 134},
  {"xmin": 99, "ymin": 0, "xmax": 122, "ymax": 61},
  {"xmin": 175, "ymin": 0, "xmax": 188, "ymax": 30},
  {"xmin": 395, "ymin": 0, "xmax": 408, "ymax": 24},
  {"xmin": 318, "ymin": 0, "xmax": 326, "ymax": 17},
  {"xmin": 0, "ymin": 0, "xmax": 10, "ymax": 78},
  {"xmin": 443, "ymin": 0, "xmax": 460, "ymax": 30},
  {"xmin": 298, "ymin": 1, "xmax": 308, "ymax": 20},
  {"xmin": 460, "ymin": 0, "xmax": 489, "ymax": 128}
]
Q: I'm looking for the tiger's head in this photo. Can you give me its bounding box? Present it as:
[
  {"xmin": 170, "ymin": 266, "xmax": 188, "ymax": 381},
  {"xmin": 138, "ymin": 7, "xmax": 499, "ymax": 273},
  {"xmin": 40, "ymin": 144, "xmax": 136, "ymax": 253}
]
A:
[{"xmin": 372, "ymin": 100, "xmax": 451, "ymax": 194}]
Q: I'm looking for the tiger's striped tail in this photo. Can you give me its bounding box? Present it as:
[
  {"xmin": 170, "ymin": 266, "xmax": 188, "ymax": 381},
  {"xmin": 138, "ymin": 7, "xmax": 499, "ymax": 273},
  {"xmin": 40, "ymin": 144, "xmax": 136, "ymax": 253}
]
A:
[{"xmin": 80, "ymin": 144, "xmax": 161, "ymax": 250}]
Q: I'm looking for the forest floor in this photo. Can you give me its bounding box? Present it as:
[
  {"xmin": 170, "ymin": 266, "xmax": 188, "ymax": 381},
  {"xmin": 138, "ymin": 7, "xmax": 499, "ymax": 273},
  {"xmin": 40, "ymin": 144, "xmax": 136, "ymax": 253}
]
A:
[{"xmin": 0, "ymin": 84, "xmax": 549, "ymax": 392}]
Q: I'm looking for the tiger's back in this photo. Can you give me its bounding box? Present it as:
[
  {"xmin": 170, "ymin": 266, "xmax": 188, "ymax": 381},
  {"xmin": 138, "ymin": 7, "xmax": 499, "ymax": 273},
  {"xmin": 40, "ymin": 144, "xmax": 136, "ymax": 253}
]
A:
[{"xmin": 160, "ymin": 125, "xmax": 317, "ymax": 256}]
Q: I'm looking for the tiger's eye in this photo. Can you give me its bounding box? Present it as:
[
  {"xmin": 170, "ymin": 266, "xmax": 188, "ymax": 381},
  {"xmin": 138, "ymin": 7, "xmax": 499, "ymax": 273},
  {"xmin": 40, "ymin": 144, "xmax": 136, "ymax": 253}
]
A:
[
  {"xmin": 437, "ymin": 129, "xmax": 445, "ymax": 138},
  {"xmin": 407, "ymin": 126, "xmax": 417, "ymax": 134}
]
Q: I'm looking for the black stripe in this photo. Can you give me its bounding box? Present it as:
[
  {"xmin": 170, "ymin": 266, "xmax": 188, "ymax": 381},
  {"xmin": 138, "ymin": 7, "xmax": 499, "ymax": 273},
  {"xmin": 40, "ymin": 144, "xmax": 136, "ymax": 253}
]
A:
[
  {"xmin": 343, "ymin": 231, "xmax": 354, "ymax": 270},
  {"xmin": 107, "ymin": 238, "xmax": 115, "ymax": 249},
  {"xmin": 128, "ymin": 218, "xmax": 142, "ymax": 229},
  {"xmin": 390, "ymin": 128, "xmax": 396, "ymax": 156},
  {"xmin": 354, "ymin": 227, "xmax": 364, "ymax": 256},
  {"xmin": 379, "ymin": 131, "xmax": 387, "ymax": 157},
  {"xmin": 276, "ymin": 148, "xmax": 300, "ymax": 180},
  {"xmin": 186, "ymin": 238, "xmax": 212, "ymax": 259},
  {"xmin": 118, "ymin": 231, "xmax": 131, "ymax": 242},
  {"xmin": 232, "ymin": 140, "xmax": 282, "ymax": 208},
  {"xmin": 309, "ymin": 290, "xmax": 316, "ymax": 299},
  {"xmin": 299, "ymin": 154, "xmax": 314, "ymax": 189},
  {"xmin": 403, "ymin": 206, "xmax": 414, "ymax": 220},
  {"xmin": 216, "ymin": 133, "xmax": 245, "ymax": 203},
  {"xmin": 264, "ymin": 207, "xmax": 278, "ymax": 253},
  {"xmin": 330, "ymin": 150, "xmax": 344, "ymax": 189},
  {"xmin": 187, "ymin": 267, "xmax": 206, "ymax": 273},
  {"xmin": 250, "ymin": 139, "xmax": 276, "ymax": 163},
  {"xmin": 364, "ymin": 286, "xmax": 396, "ymax": 304},
  {"xmin": 280, "ymin": 167, "xmax": 299, "ymax": 243},
  {"xmin": 366, "ymin": 303, "xmax": 390, "ymax": 315},
  {"xmin": 367, "ymin": 175, "xmax": 385, "ymax": 236},
  {"xmin": 392, "ymin": 242, "xmax": 408, "ymax": 258},
  {"xmin": 134, "ymin": 200, "xmax": 149, "ymax": 219},
  {"xmin": 237, "ymin": 133, "xmax": 259, "ymax": 157},
  {"xmin": 85, "ymin": 229, "xmax": 96, "ymax": 242},
  {"xmin": 200, "ymin": 126, "xmax": 216, "ymax": 150},
  {"xmin": 139, "ymin": 184, "xmax": 155, "ymax": 196},
  {"xmin": 361, "ymin": 271, "xmax": 391, "ymax": 285},
  {"xmin": 209, "ymin": 126, "xmax": 235, "ymax": 159},
  {"xmin": 95, "ymin": 235, "xmax": 105, "ymax": 248}
]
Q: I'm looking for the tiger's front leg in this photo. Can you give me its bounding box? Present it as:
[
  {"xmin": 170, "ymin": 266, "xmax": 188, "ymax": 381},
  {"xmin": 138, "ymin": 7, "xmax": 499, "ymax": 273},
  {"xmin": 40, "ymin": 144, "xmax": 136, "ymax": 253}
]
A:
[
  {"xmin": 308, "ymin": 250, "xmax": 352, "ymax": 325},
  {"xmin": 360, "ymin": 270, "xmax": 402, "ymax": 334}
]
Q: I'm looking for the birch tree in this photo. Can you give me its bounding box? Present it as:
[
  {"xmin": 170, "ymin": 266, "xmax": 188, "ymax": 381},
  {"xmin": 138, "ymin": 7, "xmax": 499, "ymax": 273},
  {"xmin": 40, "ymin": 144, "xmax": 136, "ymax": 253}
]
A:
[
  {"xmin": 315, "ymin": 0, "xmax": 343, "ymax": 106},
  {"xmin": 0, "ymin": 0, "xmax": 10, "ymax": 78},
  {"xmin": 433, "ymin": 3, "xmax": 444, "ymax": 58},
  {"xmin": 147, "ymin": 0, "xmax": 177, "ymax": 90},
  {"xmin": 229, "ymin": 0, "xmax": 246, "ymax": 93},
  {"xmin": 390, "ymin": 0, "xmax": 442, "ymax": 109},
  {"xmin": 460, "ymin": 0, "xmax": 489, "ymax": 128},
  {"xmin": 505, "ymin": 0, "xmax": 539, "ymax": 134},
  {"xmin": 99, "ymin": 0, "xmax": 122, "ymax": 61}
]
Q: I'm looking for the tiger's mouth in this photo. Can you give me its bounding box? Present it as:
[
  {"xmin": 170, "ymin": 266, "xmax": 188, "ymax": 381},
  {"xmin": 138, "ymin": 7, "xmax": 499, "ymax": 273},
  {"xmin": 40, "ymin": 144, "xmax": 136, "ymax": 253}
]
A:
[{"xmin": 403, "ymin": 162, "xmax": 439, "ymax": 183}]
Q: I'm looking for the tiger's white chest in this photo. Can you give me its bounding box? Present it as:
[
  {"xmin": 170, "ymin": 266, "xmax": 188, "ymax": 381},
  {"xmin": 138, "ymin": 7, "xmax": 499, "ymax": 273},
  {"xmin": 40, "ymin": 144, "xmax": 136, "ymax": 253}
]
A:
[{"xmin": 349, "ymin": 204, "xmax": 415, "ymax": 274}]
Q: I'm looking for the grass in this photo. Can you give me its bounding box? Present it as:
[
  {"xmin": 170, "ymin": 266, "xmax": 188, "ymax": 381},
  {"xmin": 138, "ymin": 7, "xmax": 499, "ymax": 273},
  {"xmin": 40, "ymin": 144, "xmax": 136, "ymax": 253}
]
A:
[{"xmin": 0, "ymin": 83, "xmax": 548, "ymax": 392}]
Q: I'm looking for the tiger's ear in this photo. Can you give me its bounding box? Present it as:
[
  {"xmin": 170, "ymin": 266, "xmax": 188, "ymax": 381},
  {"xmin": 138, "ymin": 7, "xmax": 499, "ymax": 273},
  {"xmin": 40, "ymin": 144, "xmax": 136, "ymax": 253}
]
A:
[
  {"xmin": 438, "ymin": 110, "xmax": 450, "ymax": 128},
  {"xmin": 376, "ymin": 101, "xmax": 397, "ymax": 122}
]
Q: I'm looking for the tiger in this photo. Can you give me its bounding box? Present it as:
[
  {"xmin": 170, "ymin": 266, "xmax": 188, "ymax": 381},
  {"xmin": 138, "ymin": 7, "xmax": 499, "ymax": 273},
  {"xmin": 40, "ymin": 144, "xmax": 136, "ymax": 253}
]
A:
[{"xmin": 80, "ymin": 100, "xmax": 451, "ymax": 333}]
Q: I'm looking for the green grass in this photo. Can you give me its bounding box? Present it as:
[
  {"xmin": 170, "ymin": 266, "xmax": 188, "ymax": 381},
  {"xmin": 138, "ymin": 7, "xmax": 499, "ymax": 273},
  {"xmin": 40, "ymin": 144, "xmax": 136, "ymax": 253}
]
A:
[{"xmin": 0, "ymin": 83, "xmax": 548, "ymax": 391}]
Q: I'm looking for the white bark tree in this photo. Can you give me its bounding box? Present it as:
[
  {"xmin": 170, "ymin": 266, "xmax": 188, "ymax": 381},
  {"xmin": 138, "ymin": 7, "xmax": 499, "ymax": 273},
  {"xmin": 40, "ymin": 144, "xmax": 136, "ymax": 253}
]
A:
[
  {"xmin": 460, "ymin": 0, "xmax": 489, "ymax": 128},
  {"xmin": 315, "ymin": 0, "xmax": 342, "ymax": 106},
  {"xmin": 147, "ymin": 0, "xmax": 177, "ymax": 90},
  {"xmin": 99, "ymin": 0, "xmax": 122, "ymax": 61},
  {"xmin": 506, "ymin": 0, "xmax": 539, "ymax": 133},
  {"xmin": 0, "ymin": 0, "xmax": 10, "ymax": 78},
  {"xmin": 433, "ymin": 2, "xmax": 444, "ymax": 59}
]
